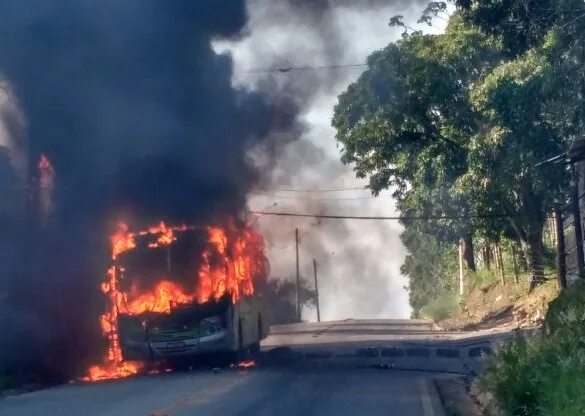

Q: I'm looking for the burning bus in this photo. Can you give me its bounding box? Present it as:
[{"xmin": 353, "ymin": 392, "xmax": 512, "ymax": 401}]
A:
[{"xmin": 86, "ymin": 219, "xmax": 270, "ymax": 381}]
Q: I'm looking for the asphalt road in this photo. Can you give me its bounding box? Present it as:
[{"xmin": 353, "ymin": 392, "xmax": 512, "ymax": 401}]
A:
[
  {"xmin": 1, "ymin": 319, "xmax": 503, "ymax": 416},
  {"xmin": 0, "ymin": 366, "xmax": 445, "ymax": 416}
]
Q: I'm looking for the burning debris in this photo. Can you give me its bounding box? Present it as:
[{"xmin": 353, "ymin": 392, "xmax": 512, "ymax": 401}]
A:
[
  {"xmin": 230, "ymin": 360, "xmax": 256, "ymax": 370},
  {"xmin": 84, "ymin": 219, "xmax": 267, "ymax": 382}
]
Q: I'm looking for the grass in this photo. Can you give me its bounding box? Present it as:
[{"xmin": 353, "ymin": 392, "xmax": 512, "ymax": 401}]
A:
[
  {"xmin": 479, "ymin": 283, "xmax": 585, "ymax": 416},
  {"xmin": 468, "ymin": 268, "xmax": 500, "ymax": 288},
  {"xmin": 420, "ymin": 292, "xmax": 459, "ymax": 321}
]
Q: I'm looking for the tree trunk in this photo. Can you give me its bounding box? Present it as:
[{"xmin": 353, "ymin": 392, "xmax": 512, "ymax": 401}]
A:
[
  {"xmin": 462, "ymin": 232, "xmax": 476, "ymax": 272},
  {"xmin": 549, "ymin": 211, "xmax": 557, "ymax": 248},
  {"xmin": 496, "ymin": 244, "xmax": 505, "ymax": 285},
  {"xmin": 483, "ymin": 238, "xmax": 491, "ymax": 270},
  {"xmin": 526, "ymin": 228, "xmax": 545, "ymax": 293},
  {"xmin": 511, "ymin": 244, "xmax": 520, "ymax": 284}
]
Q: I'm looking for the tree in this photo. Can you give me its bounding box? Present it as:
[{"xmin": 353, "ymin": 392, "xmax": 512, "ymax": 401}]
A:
[
  {"xmin": 333, "ymin": 10, "xmax": 577, "ymax": 290},
  {"xmin": 400, "ymin": 225, "xmax": 458, "ymax": 317},
  {"xmin": 454, "ymin": 0, "xmax": 585, "ymax": 288},
  {"xmin": 332, "ymin": 15, "xmax": 498, "ymax": 270},
  {"xmin": 256, "ymin": 277, "xmax": 317, "ymax": 324}
]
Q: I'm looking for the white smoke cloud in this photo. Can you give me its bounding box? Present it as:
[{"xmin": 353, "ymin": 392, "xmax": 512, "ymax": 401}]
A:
[{"xmin": 216, "ymin": 2, "xmax": 449, "ymax": 321}]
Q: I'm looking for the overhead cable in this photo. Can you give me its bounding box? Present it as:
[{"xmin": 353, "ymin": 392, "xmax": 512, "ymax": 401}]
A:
[{"xmin": 249, "ymin": 211, "xmax": 534, "ymax": 220}]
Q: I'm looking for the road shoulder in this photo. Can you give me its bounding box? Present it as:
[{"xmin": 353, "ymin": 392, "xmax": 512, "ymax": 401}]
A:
[{"xmin": 433, "ymin": 377, "xmax": 481, "ymax": 416}]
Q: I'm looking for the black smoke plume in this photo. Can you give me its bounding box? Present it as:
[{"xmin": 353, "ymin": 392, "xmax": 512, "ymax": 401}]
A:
[{"xmin": 0, "ymin": 0, "xmax": 301, "ymax": 382}]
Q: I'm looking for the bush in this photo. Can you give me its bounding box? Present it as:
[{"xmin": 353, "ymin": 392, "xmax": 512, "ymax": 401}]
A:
[
  {"xmin": 420, "ymin": 293, "xmax": 459, "ymax": 321},
  {"xmin": 544, "ymin": 281, "xmax": 585, "ymax": 335},
  {"xmin": 468, "ymin": 268, "xmax": 499, "ymax": 288},
  {"xmin": 480, "ymin": 284, "xmax": 585, "ymax": 416}
]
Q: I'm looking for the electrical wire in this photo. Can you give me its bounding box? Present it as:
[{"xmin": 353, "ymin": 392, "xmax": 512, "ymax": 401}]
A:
[
  {"xmin": 249, "ymin": 211, "xmax": 532, "ymax": 220},
  {"xmin": 249, "ymin": 192, "xmax": 388, "ymax": 201},
  {"xmin": 255, "ymin": 186, "xmax": 369, "ymax": 192},
  {"xmin": 236, "ymin": 63, "xmax": 368, "ymax": 74}
]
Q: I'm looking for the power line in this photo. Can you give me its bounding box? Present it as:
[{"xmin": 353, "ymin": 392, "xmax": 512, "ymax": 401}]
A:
[
  {"xmin": 237, "ymin": 63, "xmax": 368, "ymax": 74},
  {"xmin": 250, "ymin": 211, "xmax": 532, "ymax": 220},
  {"xmin": 249, "ymin": 192, "xmax": 387, "ymax": 201},
  {"xmin": 255, "ymin": 186, "xmax": 369, "ymax": 193}
]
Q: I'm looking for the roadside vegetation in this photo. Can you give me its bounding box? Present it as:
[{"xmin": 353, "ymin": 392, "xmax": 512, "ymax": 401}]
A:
[
  {"xmin": 480, "ymin": 283, "xmax": 585, "ymax": 416},
  {"xmin": 332, "ymin": 0, "xmax": 585, "ymax": 414}
]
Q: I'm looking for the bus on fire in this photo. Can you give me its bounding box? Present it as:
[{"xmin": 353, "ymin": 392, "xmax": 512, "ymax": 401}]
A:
[{"xmin": 106, "ymin": 220, "xmax": 270, "ymax": 366}]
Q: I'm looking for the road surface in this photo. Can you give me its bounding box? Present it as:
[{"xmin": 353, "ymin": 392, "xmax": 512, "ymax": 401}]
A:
[
  {"xmin": 0, "ymin": 366, "xmax": 444, "ymax": 416},
  {"xmin": 0, "ymin": 319, "xmax": 508, "ymax": 416}
]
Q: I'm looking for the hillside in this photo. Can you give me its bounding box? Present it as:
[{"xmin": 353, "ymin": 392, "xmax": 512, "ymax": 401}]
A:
[{"xmin": 436, "ymin": 279, "xmax": 559, "ymax": 333}]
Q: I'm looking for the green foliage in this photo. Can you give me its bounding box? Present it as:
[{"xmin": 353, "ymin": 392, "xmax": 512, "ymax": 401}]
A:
[
  {"xmin": 481, "ymin": 284, "xmax": 585, "ymax": 415},
  {"xmin": 332, "ymin": 2, "xmax": 583, "ymax": 294},
  {"xmin": 420, "ymin": 293, "xmax": 459, "ymax": 321},
  {"xmin": 467, "ymin": 268, "xmax": 499, "ymax": 288},
  {"xmin": 482, "ymin": 295, "xmax": 585, "ymax": 415},
  {"xmin": 541, "ymin": 244, "xmax": 557, "ymax": 271},
  {"xmin": 480, "ymin": 338, "xmax": 542, "ymax": 416},
  {"xmin": 257, "ymin": 277, "xmax": 317, "ymax": 324},
  {"xmin": 400, "ymin": 226, "xmax": 458, "ymax": 316},
  {"xmin": 544, "ymin": 282, "xmax": 585, "ymax": 335}
]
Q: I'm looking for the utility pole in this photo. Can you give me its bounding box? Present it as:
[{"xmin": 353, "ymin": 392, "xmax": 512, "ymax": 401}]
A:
[
  {"xmin": 295, "ymin": 228, "xmax": 301, "ymax": 322},
  {"xmin": 458, "ymin": 238, "xmax": 465, "ymax": 296},
  {"xmin": 313, "ymin": 258, "xmax": 321, "ymax": 323},
  {"xmin": 554, "ymin": 204, "xmax": 567, "ymax": 289},
  {"xmin": 571, "ymin": 164, "xmax": 585, "ymax": 279}
]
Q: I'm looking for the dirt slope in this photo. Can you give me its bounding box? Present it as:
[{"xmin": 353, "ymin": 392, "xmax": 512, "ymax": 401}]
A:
[{"xmin": 437, "ymin": 280, "xmax": 558, "ymax": 332}]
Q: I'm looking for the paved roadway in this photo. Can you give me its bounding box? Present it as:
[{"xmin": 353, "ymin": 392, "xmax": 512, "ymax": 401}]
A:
[{"xmin": 0, "ymin": 319, "xmax": 510, "ymax": 416}]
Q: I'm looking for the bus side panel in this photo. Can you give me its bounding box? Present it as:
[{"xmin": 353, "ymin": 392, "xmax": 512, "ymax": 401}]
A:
[
  {"xmin": 238, "ymin": 296, "xmax": 256, "ymax": 349},
  {"xmin": 225, "ymin": 303, "xmax": 239, "ymax": 352},
  {"xmin": 230, "ymin": 295, "xmax": 270, "ymax": 351},
  {"xmin": 258, "ymin": 294, "xmax": 270, "ymax": 340}
]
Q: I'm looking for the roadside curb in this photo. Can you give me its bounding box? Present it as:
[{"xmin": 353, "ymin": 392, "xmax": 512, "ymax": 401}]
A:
[{"xmin": 434, "ymin": 377, "xmax": 481, "ymax": 416}]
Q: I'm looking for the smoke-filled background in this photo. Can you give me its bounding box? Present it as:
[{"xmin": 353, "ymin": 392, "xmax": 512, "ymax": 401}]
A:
[
  {"xmin": 0, "ymin": 0, "xmax": 445, "ymax": 381},
  {"xmin": 218, "ymin": 0, "xmax": 447, "ymax": 321}
]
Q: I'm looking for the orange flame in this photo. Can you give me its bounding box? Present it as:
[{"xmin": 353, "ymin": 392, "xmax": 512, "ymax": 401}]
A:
[
  {"xmin": 84, "ymin": 219, "xmax": 267, "ymax": 382},
  {"xmin": 231, "ymin": 360, "xmax": 256, "ymax": 370}
]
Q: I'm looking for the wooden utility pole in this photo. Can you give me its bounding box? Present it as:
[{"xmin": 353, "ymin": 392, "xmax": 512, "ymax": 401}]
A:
[
  {"xmin": 295, "ymin": 228, "xmax": 301, "ymax": 321},
  {"xmin": 553, "ymin": 204, "xmax": 567, "ymax": 289},
  {"xmin": 549, "ymin": 211, "xmax": 557, "ymax": 247},
  {"xmin": 511, "ymin": 245, "xmax": 520, "ymax": 284},
  {"xmin": 571, "ymin": 164, "xmax": 585, "ymax": 279},
  {"xmin": 458, "ymin": 238, "xmax": 465, "ymax": 296},
  {"xmin": 313, "ymin": 258, "xmax": 321, "ymax": 323},
  {"xmin": 496, "ymin": 245, "xmax": 505, "ymax": 285}
]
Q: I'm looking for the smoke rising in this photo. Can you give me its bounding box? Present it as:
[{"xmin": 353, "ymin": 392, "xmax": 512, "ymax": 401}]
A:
[
  {"xmin": 220, "ymin": 0, "xmax": 434, "ymax": 320},
  {"xmin": 0, "ymin": 0, "xmax": 442, "ymax": 382},
  {"xmin": 0, "ymin": 0, "xmax": 304, "ymax": 380}
]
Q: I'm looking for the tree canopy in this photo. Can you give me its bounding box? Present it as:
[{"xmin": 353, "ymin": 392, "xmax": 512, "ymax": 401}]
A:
[{"xmin": 332, "ymin": 3, "xmax": 583, "ymax": 299}]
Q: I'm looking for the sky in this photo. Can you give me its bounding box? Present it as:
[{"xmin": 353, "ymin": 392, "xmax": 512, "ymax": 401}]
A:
[{"xmin": 215, "ymin": 1, "xmax": 449, "ymax": 321}]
